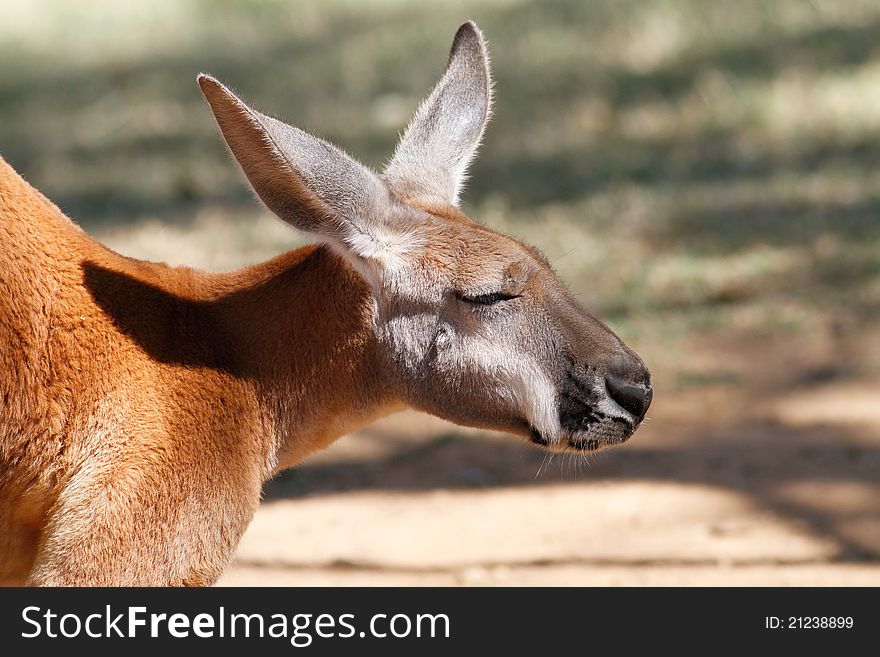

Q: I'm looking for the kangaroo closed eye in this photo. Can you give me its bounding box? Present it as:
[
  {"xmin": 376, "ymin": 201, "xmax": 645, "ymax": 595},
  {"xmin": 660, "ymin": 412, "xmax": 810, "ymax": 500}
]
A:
[{"xmin": 457, "ymin": 292, "xmax": 520, "ymax": 305}]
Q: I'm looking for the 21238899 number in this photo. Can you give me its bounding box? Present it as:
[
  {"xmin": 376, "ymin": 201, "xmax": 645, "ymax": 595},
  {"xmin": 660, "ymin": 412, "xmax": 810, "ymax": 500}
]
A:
[{"xmin": 765, "ymin": 616, "xmax": 854, "ymax": 629}]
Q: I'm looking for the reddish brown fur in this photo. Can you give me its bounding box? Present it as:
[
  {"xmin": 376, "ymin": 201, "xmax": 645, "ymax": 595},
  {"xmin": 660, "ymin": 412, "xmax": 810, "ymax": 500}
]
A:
[
  {"xmin": 0, "ymin": 157, "xmax": 395, "ymax": 585},
  {"xmin": 410, "ymin": 199, "xmax": 554, "ymax": 292}
]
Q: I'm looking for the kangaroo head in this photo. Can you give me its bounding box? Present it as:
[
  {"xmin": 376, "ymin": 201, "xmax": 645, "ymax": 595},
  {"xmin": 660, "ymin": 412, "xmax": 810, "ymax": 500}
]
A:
[{"xmin": 198, "ymin": 21, "xmax": 651, "ymax": 453}]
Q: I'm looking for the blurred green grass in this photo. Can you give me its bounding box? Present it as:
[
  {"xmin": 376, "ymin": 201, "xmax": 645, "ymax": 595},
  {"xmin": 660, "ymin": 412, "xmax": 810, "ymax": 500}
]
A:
[{"xmin": 2, "ymin": 0, "xmax": 879, "ymax": 387}]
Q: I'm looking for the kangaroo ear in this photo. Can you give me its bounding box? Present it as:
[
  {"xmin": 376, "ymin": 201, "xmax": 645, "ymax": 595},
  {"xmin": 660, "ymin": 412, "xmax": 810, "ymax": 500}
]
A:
[
  {"xmin": 384, "ymin": 21, "xmax": 492, "ymax": 207},
  {"xmin": 198, "ymin": 74, "xmax": 393, "ymax": 256}
]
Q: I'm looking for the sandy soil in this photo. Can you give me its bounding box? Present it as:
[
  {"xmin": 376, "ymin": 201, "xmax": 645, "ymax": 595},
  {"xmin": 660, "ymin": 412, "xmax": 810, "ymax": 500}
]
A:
[{"xmin": 219, "ymin": 337, "xmax": 880, "ymax": 587}]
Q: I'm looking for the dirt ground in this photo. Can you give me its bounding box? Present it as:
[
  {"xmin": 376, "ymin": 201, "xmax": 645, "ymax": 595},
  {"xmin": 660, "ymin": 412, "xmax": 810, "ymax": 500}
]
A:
[{"xmin": 219, "ymin": 335, "xmax": 880, "ymax": 587}]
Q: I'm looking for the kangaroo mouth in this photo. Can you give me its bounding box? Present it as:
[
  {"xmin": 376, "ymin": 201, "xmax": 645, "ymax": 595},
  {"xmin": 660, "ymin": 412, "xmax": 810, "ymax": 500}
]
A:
[
  {"xmin": 565, "ymin": 420, "xmax": 634, "ymax": 451},
  {"xmin": 529, "ymin": 427, "xmax": 550, "ymax": 447},
  {"xmin": 523, "ymin": 384, "xmax": 639, "ymax": 454},
  {"xmin": 529, "ymin": 422, "xmax": 635, "ymax": 454}
]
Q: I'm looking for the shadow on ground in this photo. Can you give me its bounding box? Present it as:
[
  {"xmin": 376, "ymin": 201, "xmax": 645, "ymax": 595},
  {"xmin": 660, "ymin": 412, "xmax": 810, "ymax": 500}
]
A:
[{"xmin": 264, "ymin": 407, "xmax": 880, "ymax": 564}]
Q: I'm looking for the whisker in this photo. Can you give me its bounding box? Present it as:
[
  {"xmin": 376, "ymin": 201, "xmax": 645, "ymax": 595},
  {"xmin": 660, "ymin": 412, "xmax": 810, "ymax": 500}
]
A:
[{"xmin": 535, "ymin": 450, "xmax": 551, "ymax": 479}]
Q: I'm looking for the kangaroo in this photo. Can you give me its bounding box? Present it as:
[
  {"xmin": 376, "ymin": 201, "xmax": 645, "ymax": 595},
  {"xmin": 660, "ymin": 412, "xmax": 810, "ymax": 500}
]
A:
[{"xmin": 0, "ymin": 22, "xmax": 651, "ymax": 586}]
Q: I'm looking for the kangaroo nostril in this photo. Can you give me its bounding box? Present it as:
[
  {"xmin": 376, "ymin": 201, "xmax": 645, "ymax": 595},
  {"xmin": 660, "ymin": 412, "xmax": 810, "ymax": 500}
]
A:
[{"xmin": 605, "ymin": 375, "xmax": 651, "ymax": 421}]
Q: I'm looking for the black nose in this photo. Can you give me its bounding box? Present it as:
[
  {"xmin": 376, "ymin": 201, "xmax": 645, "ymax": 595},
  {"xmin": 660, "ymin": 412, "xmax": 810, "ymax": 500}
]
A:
[{"xmin": 605, "ymin": 375, "xmax": 652, "ymax": 421}]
